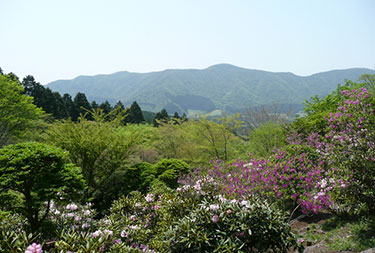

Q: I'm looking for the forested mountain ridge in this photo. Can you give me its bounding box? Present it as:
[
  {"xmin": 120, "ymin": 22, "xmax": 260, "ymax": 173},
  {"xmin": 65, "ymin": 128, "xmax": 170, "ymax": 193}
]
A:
[{"xmin": 47, "ymin": 64, "xmax": 374, "ymax": 114}]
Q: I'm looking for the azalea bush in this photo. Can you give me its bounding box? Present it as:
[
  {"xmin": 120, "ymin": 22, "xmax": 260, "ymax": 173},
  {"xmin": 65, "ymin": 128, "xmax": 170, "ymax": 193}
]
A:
[
  {"xmin": 185, "ymin": 150, "xmax": 333, "ymax": 215},
  {"xmin": 323, "ymin": 87, "xmax": 375, "ymax": 214}
]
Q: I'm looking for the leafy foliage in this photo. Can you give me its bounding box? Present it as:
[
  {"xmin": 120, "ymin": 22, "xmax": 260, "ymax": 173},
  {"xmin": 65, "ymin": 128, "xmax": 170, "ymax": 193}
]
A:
[
  {"xmin": 0, "ymin": 74, "xmax": 43, "ymax": 146},
  {"xmin": 166, "ymin": 197, "xmax": 299, "ymax": 252},
  {"xmin": 155, "ymin": 115, "xmax": 245, "ymax": 166},
  {"xmin": 247, "ymin": 121, "xmax": 287, "ymax": 157},
  {"xmin": 0, "ymin": 142, "xmax": 85, "ymax": 231}
]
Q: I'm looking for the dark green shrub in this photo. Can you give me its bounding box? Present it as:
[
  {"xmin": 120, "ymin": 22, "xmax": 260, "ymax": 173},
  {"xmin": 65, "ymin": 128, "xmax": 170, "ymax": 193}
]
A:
[
  {"xmin": 0, "ymin": 142, "xmax": 85, "ymax": 231},
  {"xmin": 152, "ymin": 158, "xmax": 190, "ymax": 188}
]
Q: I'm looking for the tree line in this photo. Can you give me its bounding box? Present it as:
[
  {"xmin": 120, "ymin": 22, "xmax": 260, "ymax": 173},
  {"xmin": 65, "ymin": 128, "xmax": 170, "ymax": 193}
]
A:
[{"xmin": 2, "ymin": 68, "xmax": 186, "ymax": 126}]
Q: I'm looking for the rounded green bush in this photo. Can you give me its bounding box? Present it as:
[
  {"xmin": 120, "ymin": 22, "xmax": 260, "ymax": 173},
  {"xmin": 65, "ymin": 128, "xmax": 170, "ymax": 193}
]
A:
[{"xmin": 0, "ymin": 142, "xmax": 85, "ymax": 231}]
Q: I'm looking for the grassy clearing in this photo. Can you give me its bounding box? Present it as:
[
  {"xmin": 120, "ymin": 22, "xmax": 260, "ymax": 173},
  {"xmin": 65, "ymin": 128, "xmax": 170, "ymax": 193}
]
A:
[{"xmin": 301, "ymin": 215, "xmax": 375, "ymax": 251}]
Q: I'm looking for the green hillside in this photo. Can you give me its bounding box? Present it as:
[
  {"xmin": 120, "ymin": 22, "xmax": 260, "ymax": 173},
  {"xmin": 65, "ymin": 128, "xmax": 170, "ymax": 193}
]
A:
[{"xmin": 47, "ymin": 64, "xmax": 374, "ymax": 114}]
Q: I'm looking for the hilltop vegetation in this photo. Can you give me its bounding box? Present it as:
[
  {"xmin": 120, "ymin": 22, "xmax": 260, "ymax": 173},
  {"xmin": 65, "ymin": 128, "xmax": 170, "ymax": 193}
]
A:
[
  {"xmin": 47, "ymin": 64, "xmax": 374, "ymax": 115},
  {"xmin": 1, "ymin": 68, "xmax": 375, "ymax": 252}
]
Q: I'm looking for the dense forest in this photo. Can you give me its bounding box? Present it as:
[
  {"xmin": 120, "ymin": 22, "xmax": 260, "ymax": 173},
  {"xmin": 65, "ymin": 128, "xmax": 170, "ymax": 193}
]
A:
[{"xmin": 1, "ymin": 68, "xmax": 375, "ymax": 252}]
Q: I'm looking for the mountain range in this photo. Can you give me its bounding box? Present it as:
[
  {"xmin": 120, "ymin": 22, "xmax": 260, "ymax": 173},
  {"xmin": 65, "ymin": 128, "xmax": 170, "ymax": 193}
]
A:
[{"xmin": 47, "ymin": 64, "xmax": 374, "ymax": 116}]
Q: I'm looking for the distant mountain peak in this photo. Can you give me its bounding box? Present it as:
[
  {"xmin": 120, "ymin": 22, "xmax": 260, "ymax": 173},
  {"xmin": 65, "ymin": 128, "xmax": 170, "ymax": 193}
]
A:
[
  {"xmin": 206, "ymin": 63, "xmax": 245, "ymax": 70},
  {"xmin": 47, "ymin": 66, "xmax": 374, "ymax": 115}
]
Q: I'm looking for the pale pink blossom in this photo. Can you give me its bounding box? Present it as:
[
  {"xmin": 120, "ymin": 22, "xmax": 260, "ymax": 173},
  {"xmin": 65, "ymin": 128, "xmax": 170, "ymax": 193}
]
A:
[
  {"xmin": 65, "ymin": 203, "xmax": 78, "ymax": 211},
  {"xmin": 121, "ymin": 230, "xmax": 128, "ymax": 237},
  {"xmin": 145, "ymin": 193, "xmax": 154, "ymax": 202},
  {"xmin": 92, "ymin": 230, "xmax": 103, "ymax": 238},
  {"xmin": 211, "ymin": 215, "xmax": 219, "ymax": 223},
  {"xmin": 25, "ymin": 243, "xmax": 43, "ymax": 253},
  {"xmin": 104, "ymin": 229, "xmax": 113, "ymax": 236},
  {"xmin": 209, "ymin": 204, "xmax": 219, "ymax": 211}
]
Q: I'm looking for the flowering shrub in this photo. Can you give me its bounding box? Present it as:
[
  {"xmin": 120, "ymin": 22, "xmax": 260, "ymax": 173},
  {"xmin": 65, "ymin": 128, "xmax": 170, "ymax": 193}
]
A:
[
  {"xmin": 184, "ymin": 149, "xmax": 334, "ymax": 215},
  {"xmin": 164, "ymin": 196, "xmax": 300, "ymax": 252},
  {"xmin": 105, "ymin": 190, "xmax": 192, "ymax": 251},
  {"xmin": 324, "ymin": 88, "xmax": 375, "ymax": 213},
  {"xmin": 99, "ymin": 181, "xmax": 299, "ymax": 252},
  {"xmin": 46, "ymin": 200, "xmax": 96, "ymax": 232},
  {"xmin": 186, "ymin": 89, "xmax": 375, "ymax": 215}
]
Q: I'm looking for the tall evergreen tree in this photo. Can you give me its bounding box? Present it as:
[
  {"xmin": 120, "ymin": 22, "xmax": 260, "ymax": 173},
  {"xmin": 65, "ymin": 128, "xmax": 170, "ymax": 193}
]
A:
[
  {"xmin": 63, "ymin": 94, "xmax": 75, "ymax": 119},
  {"xmin": 153, "ymin": 108, "xmax": 169, "ymax": 127},
  {"xmin": 22, "ymin": 75, "xmax": 40, "ymax": 96},
  {"xmin": 114, "ymin": 101, "xmax": 125, "ymax": 110},
  {"xmin": 22, "ymin": 75, "xmax": 68, "ymax": 119},
  {"xmin": 99, "ymin": 100, "xmax": 112, "ymax": 115},
  {"xmin": 171, "ymin": 112, "xmax": 181, "ymax": 125},
  {"xmin": 40, "ymin": 88, "xmax": 57, "ymax": 116},
  {"xmin": 91, "ymin": 101, "xmax": 99, "ymax": 110},
  {"xmin": 125, "ymin": 101, "xmax": 145, "ymax": 124},
  {"xmin": 73, "ymin": 92, "xmax": 92, "ymax": 121},
  {"xmin": 181, "ymin": 113, "xmax": 188, "ymax": 122},
  {"xmin": 53, "ymin": 92, "xmax": 68, "ymax": 119},
  {"xmin": 173, "ymin": 112, "xmax": 181, "ymax": 119}
]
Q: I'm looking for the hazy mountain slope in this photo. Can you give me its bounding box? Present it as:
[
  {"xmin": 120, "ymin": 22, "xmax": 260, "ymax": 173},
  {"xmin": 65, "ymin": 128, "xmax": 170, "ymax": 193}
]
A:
[{"xmin": 47, "ymin": 64, "xmax": 374, "ymax": 114}]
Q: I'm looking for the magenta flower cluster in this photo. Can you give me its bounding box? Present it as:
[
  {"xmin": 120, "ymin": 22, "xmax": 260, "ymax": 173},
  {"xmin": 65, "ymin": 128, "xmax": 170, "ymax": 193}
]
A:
[{"xmin": 179, "ymin": 87, "xmax": 375, "ymax": 214}]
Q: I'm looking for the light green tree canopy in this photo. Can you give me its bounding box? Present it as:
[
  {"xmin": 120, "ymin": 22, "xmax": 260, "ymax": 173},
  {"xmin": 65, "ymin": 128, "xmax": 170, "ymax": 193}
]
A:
[{"xmin": 0, "ymin": 74, "xmax": 43, "ymax": 146}]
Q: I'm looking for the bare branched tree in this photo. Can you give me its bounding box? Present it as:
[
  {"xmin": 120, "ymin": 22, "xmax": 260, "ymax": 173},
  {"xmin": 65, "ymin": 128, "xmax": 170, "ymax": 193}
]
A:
[{"xmin": 240, "ymin": 103, "xmax": 294, "ymax": 135}]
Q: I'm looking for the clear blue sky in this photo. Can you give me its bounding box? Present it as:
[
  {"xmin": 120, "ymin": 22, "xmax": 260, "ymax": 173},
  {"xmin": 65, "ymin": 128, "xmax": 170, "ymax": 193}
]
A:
[{"xmin": 1, "ymin": 0, "xmax": 374, "ymax": 84}]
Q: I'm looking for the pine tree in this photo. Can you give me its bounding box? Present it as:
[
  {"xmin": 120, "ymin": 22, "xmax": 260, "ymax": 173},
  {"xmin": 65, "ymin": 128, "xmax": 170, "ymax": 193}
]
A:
[
  {"xmin": 153, "ymin": 109, "xmax": 169, "ymax": 127},
  {"xmin": 181, "ymin": 113, "xmax": 188, "ymax": 122},
  {"xmin": 63, "ymin": 94, "xmax": 75, "ymax": 119},
  {"xmin": 22, "ymin": 75, "xmax": 68, "ymax": 119},
  {"xmin": 91, "ymin": 101, "xmax": 99, "ymax": 110},
  {"xmin": 173, "ymin": 112, "xmax": 181, "ymax": 119},
  {"xmin": 73, "ymin": 92, "xmax": 92, "ymax": 121},
  {"xmin": 125, "ymin": 101, "xmax": 145, "ymax": 124},
  {"xmin": 171, "ymin": 112, "xmax": 181, "ymax": 125},
  {"xmin": 53, "ymin": 92, "xmax": 69, "ymax": 119},
  {"xmin": 99, "ymin": 100, "xmax": 112, "ymax": 115},
  {"xmin": 114, "ymin": 101, "xmax": 125, "ymax": 110}
]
